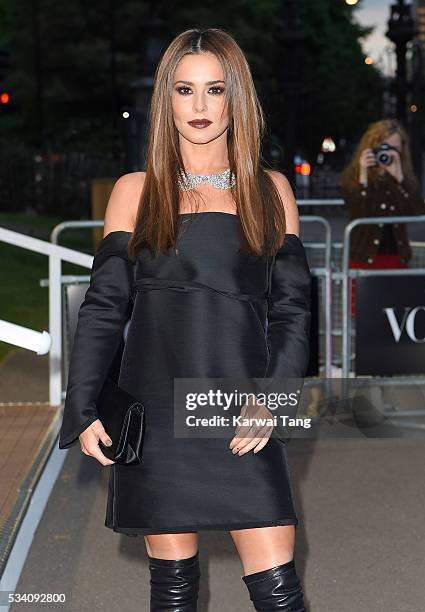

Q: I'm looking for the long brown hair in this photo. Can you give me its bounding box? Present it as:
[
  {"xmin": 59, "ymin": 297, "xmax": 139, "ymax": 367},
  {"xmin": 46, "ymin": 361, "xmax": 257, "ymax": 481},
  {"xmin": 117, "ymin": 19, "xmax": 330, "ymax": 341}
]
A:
[
  {"xmin": 128, "ymin": 28, "xmax": 286, "ymax": 261},
  {"xmin": 340, "ymin": 118, "xmax": 420, "ymax": 193}
]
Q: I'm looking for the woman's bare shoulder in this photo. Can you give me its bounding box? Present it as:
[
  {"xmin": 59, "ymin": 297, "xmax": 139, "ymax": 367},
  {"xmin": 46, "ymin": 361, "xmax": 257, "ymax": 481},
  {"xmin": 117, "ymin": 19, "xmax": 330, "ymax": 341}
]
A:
[
  {"xmin": 103, "ymin": 172, "xmax": 146, "ymax": 237},
  {"xmin": 264, "ymin": 169, "xmax": 300, "ymax": 236}
]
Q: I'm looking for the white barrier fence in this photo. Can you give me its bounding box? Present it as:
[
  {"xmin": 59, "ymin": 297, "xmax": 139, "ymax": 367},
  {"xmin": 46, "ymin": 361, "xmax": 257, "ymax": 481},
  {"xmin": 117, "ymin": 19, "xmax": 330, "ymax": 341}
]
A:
[{"xmin": 0, "ymin": 227, "xmax": 93, "ymax": 406}]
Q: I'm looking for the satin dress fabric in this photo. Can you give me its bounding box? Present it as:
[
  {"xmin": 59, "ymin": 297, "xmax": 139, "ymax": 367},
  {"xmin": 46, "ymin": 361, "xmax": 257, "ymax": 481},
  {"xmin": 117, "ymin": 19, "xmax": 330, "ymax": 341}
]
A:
[{"xmin": 58, "ymin": 212, "xmax": 312, "ymax": 535}]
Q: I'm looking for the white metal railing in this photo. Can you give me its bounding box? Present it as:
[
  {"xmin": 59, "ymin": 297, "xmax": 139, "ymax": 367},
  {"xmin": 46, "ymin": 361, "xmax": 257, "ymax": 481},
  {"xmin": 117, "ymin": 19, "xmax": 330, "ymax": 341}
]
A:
[
  {"xmin": 297, "ymin": 198, "xmax": 344, "ymax": 206},
  {"xmin": 50, "ymin": 219, "xmax": 103, "ymax": 244},
  {"xmin": 0, "ymin": 320, "xmax": 51, "ymax": 354},
  {"xmin": 0, "ymin": 227, "xmax": 93, "ymax": 406},
  {"xmin": 341, "ymin": 215, "xmax": 425, "ymax": 379}
]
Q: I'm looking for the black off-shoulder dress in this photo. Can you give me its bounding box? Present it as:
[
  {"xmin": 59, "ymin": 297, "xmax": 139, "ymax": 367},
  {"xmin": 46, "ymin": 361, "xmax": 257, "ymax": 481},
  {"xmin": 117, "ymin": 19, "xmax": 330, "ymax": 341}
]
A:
[{"xmin": 58, "ymin": 212, "xmax": 311, "ymax": 535}]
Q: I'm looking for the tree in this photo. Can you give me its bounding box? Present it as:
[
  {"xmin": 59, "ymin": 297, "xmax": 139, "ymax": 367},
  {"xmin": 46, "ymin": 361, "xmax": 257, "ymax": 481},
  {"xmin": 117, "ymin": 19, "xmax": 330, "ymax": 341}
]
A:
[{"xmin": 0, "ymin": 0, "xmax": 383, "ymax": 164}]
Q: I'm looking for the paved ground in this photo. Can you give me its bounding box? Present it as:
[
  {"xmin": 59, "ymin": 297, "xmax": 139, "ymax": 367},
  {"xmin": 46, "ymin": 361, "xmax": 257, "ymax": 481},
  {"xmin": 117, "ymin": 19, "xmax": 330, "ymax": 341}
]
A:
[
  {"xmin": 8, "ymin": 432, "xmax": 425, "ymax": 612},
  {"xmin": 0, "ymin": 349, "xmax": 56, "ymax": 543},
  {"xmin": 0, "ymin": 349, "xmax": 49, "ymax": 403}
]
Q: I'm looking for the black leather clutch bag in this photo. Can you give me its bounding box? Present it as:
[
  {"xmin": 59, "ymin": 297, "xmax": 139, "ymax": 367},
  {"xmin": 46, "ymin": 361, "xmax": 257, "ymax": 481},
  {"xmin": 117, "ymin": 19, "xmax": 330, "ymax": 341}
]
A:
[{"xmin": 97, "ymin": 376, "xmax": 145, "ymax": 465}]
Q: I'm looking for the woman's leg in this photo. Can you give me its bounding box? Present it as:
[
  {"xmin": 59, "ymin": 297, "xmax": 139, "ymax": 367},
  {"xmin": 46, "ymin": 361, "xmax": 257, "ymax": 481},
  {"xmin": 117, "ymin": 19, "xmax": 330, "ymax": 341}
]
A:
[
  {"xmin": 144, "ymin": 532, "xmax": 199, "ymax": 559},
  {"xmin": 144, "ymin": 533, "xmax": 200, "ymax": 612},
  {"xmin": 230, "ymin": 525, "xmax": 295, "ymax": 575},
  {"xmin": 230, "ymin": 525, "xmax": 306, "ymax": 611}
]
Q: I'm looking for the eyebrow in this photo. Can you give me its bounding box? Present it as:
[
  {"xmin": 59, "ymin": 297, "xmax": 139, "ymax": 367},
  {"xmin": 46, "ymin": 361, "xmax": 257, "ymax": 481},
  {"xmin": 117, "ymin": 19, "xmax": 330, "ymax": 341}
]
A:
[{"xmin": 173, "ymin": 80, "xmax": 225, "ymax": 86}]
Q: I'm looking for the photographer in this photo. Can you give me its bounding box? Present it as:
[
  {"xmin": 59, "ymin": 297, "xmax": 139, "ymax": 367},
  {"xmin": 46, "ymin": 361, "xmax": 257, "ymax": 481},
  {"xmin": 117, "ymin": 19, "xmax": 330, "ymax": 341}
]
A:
[{"xmin": 341, "ymin": 118, "xmax": 425, "ymax": 317}]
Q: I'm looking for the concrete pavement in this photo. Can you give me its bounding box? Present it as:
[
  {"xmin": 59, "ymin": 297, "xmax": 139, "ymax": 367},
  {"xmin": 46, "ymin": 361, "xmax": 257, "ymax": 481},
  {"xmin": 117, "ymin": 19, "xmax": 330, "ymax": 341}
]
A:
[{"xmin": 9, "ymin": 434, "xmax": 425, "ymax": 612}]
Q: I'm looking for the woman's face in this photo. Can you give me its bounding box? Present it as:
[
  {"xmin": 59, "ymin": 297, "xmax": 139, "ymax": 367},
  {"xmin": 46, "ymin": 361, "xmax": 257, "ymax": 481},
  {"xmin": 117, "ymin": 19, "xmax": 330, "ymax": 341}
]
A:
[
  {"xmin": 171, "ymin": 51, "xmax": 229, "ymax": 145},
  {"xmin": 382, "ymin": 131, "xmax": 402, "ymax": 155}
]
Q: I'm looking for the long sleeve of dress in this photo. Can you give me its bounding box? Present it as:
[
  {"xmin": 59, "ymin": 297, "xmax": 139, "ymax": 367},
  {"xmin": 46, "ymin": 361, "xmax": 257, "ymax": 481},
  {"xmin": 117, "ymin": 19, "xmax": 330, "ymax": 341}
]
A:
[
  {"xmin": 252, "ymin": 234, "xmax": 312, "ymax": 435},
  {"xmin": 58, "ymin": 231, "xmax": 134, "ymax": 450},
  {"xmin": 263, "ymin": 233, "xmax": 312, "ymax": 381}
]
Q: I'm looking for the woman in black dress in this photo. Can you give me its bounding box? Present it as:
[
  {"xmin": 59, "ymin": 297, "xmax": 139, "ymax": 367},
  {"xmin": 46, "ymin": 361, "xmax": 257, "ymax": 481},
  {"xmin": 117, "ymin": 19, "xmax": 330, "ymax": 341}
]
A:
[{"xmin": 59, "ymin": 28, "xmax": 311, "ymax": 611}]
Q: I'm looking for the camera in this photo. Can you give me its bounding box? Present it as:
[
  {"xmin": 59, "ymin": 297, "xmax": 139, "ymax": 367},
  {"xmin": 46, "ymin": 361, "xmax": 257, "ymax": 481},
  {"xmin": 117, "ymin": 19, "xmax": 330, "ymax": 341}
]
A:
[{"xmin": 372, "ymin": 143, "xmax": 399, "ymax": 166}]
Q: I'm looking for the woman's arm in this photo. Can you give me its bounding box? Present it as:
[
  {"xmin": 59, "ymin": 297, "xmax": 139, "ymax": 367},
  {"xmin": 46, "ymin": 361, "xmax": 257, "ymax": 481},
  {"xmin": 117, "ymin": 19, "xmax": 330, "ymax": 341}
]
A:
[
  {"xmin": 262, "ymin": 172, "xmax": 312, "ymax": 381},
  {"xmin": 230, "ymin": 173, "xmax": 311, "ymax": 452},
  {"xmin": 342, "ymin": 148, "xmax": 392, "ymax": 220},
  {"xmin": 385, "ymin": 172, "xmax": 425, "ymax": 216},
  {"xmin": 58, "ymin": 173, "xmax": 142, "ymax": 459},
  {"xmin": 341, "ymin": 181, "xmax": 385, "ymax": 220},
  {"xmin": 263, "ymin": 235, "xmax": 312, "ymax": 381}
]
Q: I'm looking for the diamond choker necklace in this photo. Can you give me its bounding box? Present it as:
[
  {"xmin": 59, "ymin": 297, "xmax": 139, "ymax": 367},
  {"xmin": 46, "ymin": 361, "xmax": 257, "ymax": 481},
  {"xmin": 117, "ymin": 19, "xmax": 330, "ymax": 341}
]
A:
[{"xmin": 177, "ymin": 167, "xmax": 236, "ymax": 191}]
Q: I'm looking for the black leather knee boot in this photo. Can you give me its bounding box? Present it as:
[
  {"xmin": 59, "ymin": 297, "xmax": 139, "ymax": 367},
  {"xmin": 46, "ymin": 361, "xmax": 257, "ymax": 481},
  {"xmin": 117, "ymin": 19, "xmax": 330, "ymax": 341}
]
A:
[
  {"xmin": 242, "ymin": 559, "xmax": 306, "ymax": 611},
  {"xmin": 148, "ymin": 551, "xmax": 201, "ymax": 611}
]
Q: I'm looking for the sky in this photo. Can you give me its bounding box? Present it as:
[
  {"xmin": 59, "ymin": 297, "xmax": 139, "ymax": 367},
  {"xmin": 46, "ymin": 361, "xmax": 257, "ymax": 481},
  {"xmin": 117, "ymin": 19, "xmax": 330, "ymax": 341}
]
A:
[{"xmin": 355, "ymin": 0, "xmax": 396, "ymax": 75}]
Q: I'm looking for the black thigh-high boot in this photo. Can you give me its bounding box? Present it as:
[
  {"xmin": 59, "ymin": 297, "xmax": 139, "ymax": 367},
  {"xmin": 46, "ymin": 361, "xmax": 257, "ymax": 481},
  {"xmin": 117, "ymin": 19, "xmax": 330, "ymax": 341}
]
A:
[
  {"xmin": 148, "ymin": 551, "xmax": 201, "ymax": 611},
  {"xmin": 242, "ymin": 559, "xmax": 306, "ymax": 611}
]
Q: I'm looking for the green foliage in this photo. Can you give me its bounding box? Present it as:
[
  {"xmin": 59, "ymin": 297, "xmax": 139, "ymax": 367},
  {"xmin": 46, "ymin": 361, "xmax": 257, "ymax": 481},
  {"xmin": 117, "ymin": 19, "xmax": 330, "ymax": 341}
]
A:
[
  {"xmin": 299, "ymin": 0, "xmax": 382, "ymax": 159},
  {"xmin": 0, "ymin": 0, "xmax": 383, "ymax": 161}
]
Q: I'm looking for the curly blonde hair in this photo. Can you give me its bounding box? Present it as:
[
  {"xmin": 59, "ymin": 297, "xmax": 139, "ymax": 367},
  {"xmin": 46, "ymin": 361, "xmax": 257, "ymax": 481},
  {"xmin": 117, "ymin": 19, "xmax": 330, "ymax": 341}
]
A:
[{"xmin": 341, "ymin": 118, "xmax": 419, "ymax": 192}]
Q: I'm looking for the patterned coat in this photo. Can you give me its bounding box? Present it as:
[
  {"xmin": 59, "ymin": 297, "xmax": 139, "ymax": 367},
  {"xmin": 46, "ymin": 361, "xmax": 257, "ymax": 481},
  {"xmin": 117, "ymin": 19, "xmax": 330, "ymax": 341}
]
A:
[{"xmin": 341, "ymin": 172, "xmax": 425, "ymax": 264}]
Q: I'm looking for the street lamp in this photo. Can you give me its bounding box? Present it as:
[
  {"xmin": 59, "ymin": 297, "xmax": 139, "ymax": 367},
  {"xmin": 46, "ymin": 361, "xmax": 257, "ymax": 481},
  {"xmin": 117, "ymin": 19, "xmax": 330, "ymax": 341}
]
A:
[{"xmin": 386, "ymin": 0, "xmax": 418, "ymax": 124}]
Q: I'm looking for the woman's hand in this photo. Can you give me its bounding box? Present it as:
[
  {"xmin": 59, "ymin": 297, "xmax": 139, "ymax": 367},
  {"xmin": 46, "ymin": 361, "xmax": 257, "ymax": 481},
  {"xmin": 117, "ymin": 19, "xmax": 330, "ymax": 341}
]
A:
[
  {"xmin": 79, "ymin": 419, "xmax": 116, "ymax": 465},
  {"xmin": 359, "ymin": 148, "xmax": 378, "ymax": 170},
  {"xmin": 359, "ymin": 148, "xmax": 377, "ymax": 184},
  {"xmin": 229, "ymin": 396, "xmax": 274, "ymax": 456}
]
